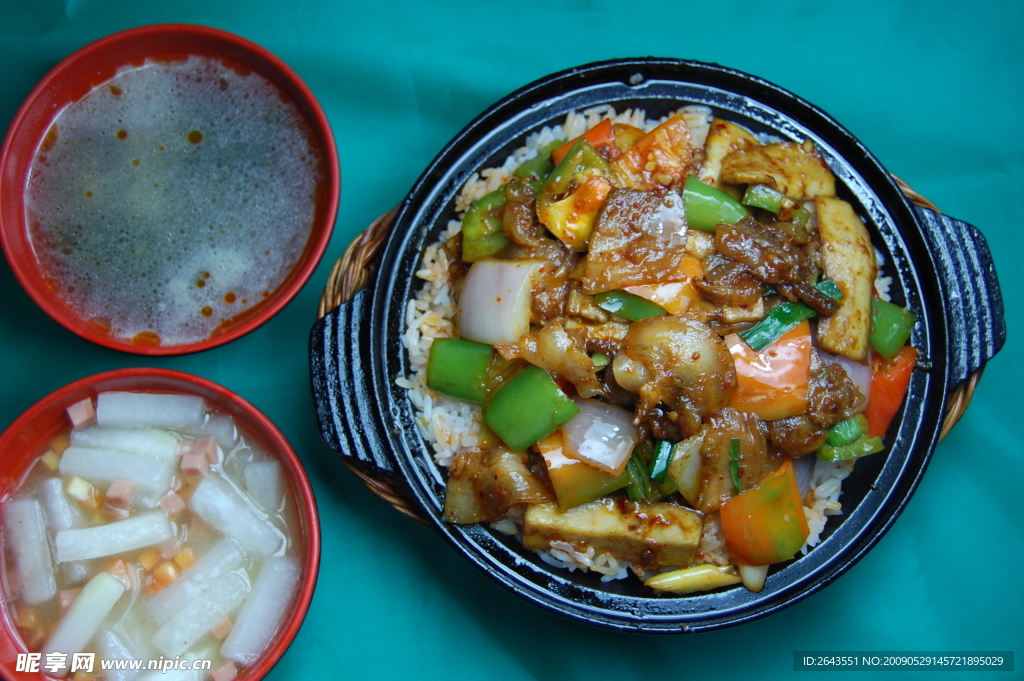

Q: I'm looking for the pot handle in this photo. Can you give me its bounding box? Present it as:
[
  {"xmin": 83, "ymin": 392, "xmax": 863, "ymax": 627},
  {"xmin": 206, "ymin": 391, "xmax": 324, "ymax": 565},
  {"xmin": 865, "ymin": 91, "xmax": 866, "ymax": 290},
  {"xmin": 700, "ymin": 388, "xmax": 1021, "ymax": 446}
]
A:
[
  {"xmin": 913, "ymin": 205, "xmax": 1006, "ymax": 384},
  {"xmin": 309, "ymin": 288, "xmax": 397, "ymax": 478}
]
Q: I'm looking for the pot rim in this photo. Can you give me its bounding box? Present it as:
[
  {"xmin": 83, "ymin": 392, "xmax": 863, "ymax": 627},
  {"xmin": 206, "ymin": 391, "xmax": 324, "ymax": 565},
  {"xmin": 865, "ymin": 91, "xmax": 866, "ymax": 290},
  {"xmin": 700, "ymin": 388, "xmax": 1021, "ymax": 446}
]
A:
[{"xmin": 317, "ymin": 57, "xmax": 996, "ymax": 632}]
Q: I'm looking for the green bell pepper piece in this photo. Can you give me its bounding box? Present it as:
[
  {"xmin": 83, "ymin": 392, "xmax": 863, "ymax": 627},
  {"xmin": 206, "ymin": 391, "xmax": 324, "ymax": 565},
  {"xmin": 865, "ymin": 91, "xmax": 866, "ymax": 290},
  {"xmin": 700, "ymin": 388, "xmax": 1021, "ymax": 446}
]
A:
[
  {"xmin": 483, "ymin": 365, "xmax": 580, "ymax": 452},
  {"xmin": 741, "ymin": 183, "xmax": 785, "ymax": 213},
  {"xmin": 462, "ymin": 188, "xmax": 510, "ymax": 262},
  {"xmin": 869, "ymin": 297, "xmax": 916, "ymax": 360},
  {"xmin": 818, "ymin": 435, "xmax": 884, "ymax": 462},
  {"xmin": 682, "ymin": 176, "xmax": 749, "ymax": 232},
  {"xmin": 426, "ymin": 338, "xmax": 495, "ymax": 404},
  {"xmin": 536, "ymin": 139, "xmax": 621, "ymax": 246},
  {"xmin": 593, "ymin": 290, "xmax": 667, "ymax": 321},
  {"xmin": 513, "ymin": 140, "xmax": 562, "ymax": 183},
  {"xmin": 825, "ymin": 414, "xmax": 869, "ymax": 447}
]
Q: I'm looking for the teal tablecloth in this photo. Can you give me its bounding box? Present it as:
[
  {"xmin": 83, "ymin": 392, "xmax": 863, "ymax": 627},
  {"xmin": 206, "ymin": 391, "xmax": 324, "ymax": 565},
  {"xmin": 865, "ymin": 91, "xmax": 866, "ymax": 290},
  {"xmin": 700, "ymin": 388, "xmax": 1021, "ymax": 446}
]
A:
[{"xmin": 1, "ymin": 2, "xmax": 1020, "ymax": 679}]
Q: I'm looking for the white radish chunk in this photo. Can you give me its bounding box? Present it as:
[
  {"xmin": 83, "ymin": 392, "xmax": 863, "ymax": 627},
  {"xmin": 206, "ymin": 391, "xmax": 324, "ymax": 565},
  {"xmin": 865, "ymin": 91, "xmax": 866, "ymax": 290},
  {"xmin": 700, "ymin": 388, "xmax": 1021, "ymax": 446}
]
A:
[
  {"xmin": 61, "ymin": 561, "xmax": 91, "ymax": 586},
  {"xmin": 41, "ymin": 572, "xmax": 125, "ymax": 676},
  {"xmin": 151, "ymin": 569, "xmax": 250, "ymax": 658},
  {"xmin": 243, "ymin": 461, "xmax": 283, "ymax": 512},
  {"xmin": 189, "ymin": 475, "xmax": 282, "ymax": 557},
  {"xmin": 145, "ymin": 538, "xmax": 246, "ymax": 624},
  {"xmin": 2, "ymin": 499, "xmax": 57, "ymax": 604},
  {"xmin": 39, "ymin": 477, "xmax": 85, "ymax": 531},
  {"xmin": 95, "ymin": 627, "xmax": 142, "ymax": 681},
  {"xmin": 191, "ymin": 414, "xmax": 238, "ymax": 451},
  {"xmin": 60, "ymin": 446, "xmax": 175, "ymax": 501},
  {"xmin": 71, "ymin": 426, "xmax": 180, "ymax": 462},
  {"xmin": 457, "ymin": 259, "xmax": 541, "ymax": 344},
  {"xmin": 96, "ymin": 392, "xmax": 205, "ymax": 430},
  {"xmin": 55, "ymin": 512, "xmax": 174, "ymax": 563},
  {"xmin": 221, "ymin": 557, "xmax": 301, "ymax": 665}
]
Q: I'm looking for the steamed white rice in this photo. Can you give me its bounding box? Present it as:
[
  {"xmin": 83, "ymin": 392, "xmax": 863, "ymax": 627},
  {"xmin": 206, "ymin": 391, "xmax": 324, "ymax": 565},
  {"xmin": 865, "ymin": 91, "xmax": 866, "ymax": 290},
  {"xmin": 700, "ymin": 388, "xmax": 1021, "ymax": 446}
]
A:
[{"xmin": 398, "ymin": 105, "xmax": 862, "ymax": 580}]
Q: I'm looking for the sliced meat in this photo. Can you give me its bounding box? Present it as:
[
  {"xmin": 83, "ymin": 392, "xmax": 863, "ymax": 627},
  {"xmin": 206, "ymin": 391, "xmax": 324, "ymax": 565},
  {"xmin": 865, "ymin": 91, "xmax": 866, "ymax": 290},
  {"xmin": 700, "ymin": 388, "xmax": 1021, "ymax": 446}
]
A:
[
  {"xmin": 697, "ymin": 408, "xmax": 778, "ymax": 514},
  {"xmin": 582, "ymin": 188, "xmax": 689, "ymax": 294},
  {"xmin": 694, "ymin": 255, "xmax": 762, "ymax": 306},
  {"xmin": 620, "ymin": 316, "xmax": 737, "ymax": 436},
  {"xmin": 517, "ymin": 319, "xmax": 603, "ymax": 398},
  {"xmin": 807, "ymin": 350, "xmax": 866, "ymax": 427},
  {"xmin": 767, "ymin": 415, "xmax": 829, "ymax": 458},
  {"xmin": 503, "ymin": 237, "xmax": 578, "ymax": 325},
  {"xmin": 502, "ymin": 180, "xmax": 546, "ymax": 247},
  {"xmin": 444, "ymin": 445, "xmax": 554, "ymax": 524},
  {"xmin": 715, "ymin": 217, "xmax": 814, "ymax": 287}
]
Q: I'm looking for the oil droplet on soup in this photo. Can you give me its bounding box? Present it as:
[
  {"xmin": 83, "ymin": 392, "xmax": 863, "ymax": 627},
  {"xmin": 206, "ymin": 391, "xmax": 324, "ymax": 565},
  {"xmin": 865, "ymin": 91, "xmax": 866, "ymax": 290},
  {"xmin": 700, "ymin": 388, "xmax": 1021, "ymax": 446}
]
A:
[{"xmin": 26, "ymin": 56, "xmax": 323, "ymax": 347}]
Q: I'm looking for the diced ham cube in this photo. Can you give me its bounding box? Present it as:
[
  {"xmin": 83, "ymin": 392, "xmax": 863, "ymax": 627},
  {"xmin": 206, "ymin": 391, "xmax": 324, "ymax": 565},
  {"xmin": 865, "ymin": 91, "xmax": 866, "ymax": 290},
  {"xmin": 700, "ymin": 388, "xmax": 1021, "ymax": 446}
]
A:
[
  {"xmin": 180, "ymin": 452, "xmax": 209, "ymax": 477},
  {"xmin": 66, "ymin": 398, "xmax": 96, "ymax": 428},
  {"xmin": 177, "ymin": 439, "xmax": 194, "ymax": 457},
  {"xmin": 58, "ymin": 588, "xmax": 80, "ymax": 613},
  {"xmin": 211, "ymin": 615, "xmax": 233, "ymax": 641},
  {"xmin": 211, "ymin": 661, "xmax": 237, "ymax": 681},
  {"xmin": 193, "ymin": 436, "xmax": 220, "ymax": 464},
  {"xmin": 158, "ymin": 537, "xmax": 183, "ymax": 560},
  {"xmin": 159, "ymin": 491, "xmax": 186, "ymax": 517},
  {"xmin": 105, "ymin": 479, "xmax": 136, "ymax": 509}
]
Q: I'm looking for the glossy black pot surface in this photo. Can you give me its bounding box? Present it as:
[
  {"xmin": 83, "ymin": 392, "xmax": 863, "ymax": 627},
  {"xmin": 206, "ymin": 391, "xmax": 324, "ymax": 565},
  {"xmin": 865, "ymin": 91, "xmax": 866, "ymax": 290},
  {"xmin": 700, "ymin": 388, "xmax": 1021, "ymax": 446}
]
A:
[{"xmin": 310, "ymin": 59, "xmax": 1004, "ymax": 632}]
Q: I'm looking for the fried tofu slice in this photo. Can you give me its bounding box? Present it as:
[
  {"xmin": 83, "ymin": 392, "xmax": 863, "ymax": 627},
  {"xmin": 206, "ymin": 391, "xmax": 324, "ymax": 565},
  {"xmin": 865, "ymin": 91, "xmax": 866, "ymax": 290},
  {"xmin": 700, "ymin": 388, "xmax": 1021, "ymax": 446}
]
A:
[
  {"xmin": 522, "ymin": 497, "xmax": 703, "ymax": 570},
  {"xmin": 815, "ymin": 197, "xmax": 877, "ymax": 361},
  {"xmin": 698, "ymin": 118, "xmax": 758, "ymax": 189},
  {"xmin": 720, "ymin": 139, "xmax": 836, "ymax": 201}
]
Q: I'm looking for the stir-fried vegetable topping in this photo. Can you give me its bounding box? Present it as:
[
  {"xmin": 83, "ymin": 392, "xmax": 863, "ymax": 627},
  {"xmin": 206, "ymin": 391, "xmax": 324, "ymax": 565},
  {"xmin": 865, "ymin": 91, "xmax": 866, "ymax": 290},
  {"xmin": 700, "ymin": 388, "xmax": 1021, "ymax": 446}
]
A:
[
  {"xmin": 407, "ymin": 106, "xmax": 916, "ymax": 596},
  {"xmin": 482, "ymin": 365, "xmax": 580, "ymax": 452}
]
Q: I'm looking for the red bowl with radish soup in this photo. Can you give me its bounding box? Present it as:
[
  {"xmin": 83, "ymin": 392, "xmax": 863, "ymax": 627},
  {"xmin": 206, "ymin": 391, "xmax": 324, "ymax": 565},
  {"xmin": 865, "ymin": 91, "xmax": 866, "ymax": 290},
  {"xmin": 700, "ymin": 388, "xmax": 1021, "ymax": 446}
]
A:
[
  {"xmin": 0, "ymin": 368, "xmax": 320, "ymax": 680},
  {"xmin": 0, "ymin": 24, "xmax": 339, "ymax": 355}
]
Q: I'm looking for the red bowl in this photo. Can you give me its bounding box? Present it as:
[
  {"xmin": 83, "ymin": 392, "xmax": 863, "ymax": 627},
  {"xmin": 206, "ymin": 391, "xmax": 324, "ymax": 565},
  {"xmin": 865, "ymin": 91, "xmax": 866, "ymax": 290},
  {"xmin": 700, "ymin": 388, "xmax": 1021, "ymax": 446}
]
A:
[
  {"xmin": 0, "ymin": 368, "xmax": 321, "ymax": 681},
  {"xmin": 0, "ymin": 24, "xmax": 340, "ymax": 354}
]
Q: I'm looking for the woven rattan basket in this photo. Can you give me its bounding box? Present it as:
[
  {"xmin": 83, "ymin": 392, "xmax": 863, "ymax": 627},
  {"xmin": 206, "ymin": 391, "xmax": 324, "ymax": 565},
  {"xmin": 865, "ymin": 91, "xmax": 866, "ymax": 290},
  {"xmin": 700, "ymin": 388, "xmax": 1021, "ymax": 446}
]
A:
[{"xmin": 318, "ymin": 180, "xmax": 983, "ymax": 522}]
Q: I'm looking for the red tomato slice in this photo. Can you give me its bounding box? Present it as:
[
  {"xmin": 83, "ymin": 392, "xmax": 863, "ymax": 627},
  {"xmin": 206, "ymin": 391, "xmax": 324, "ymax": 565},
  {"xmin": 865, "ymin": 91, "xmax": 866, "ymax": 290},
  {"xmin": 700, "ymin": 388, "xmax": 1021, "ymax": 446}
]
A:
[
  {"xmin": 865, "ymin": 345, "xmax": 917, "ymax": 438},
  {"xmin": 726, "ymin": 321, "xmax": 811, "ymax": 420},
  {"xmin": 720, "ymin": 459, "xmax": 809, "ymax": 566}
]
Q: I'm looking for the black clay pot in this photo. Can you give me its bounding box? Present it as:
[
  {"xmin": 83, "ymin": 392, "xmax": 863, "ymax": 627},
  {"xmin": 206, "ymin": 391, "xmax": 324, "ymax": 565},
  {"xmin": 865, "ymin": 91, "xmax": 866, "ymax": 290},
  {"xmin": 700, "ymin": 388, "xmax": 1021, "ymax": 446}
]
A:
[{"xmin": 309, "ymin": 58, "xmax": 1005, "ymax": 633}]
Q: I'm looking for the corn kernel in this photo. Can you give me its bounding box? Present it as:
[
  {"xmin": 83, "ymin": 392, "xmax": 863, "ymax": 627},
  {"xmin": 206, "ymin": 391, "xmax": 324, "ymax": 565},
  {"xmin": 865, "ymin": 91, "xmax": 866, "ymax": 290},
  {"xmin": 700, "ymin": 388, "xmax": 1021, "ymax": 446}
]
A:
[
  {"xmin": 65, "ymin": 476, "xmax": 95, "ymax": 502},
  {"xmin": 50, "ymin": 432, "xmax": 71, "ymax": 455},
  {"xmin": 138, "ymin": 549, "xmax": 162, "ymax": 571},
  {"xmin": 58, "ymin": 588, "xmax": 81, "ymax": 613},
  {"xmin": 153, "ymin": 561, "xmax": 179, "ymax": 586},
  {"xmin": 40, "ymin": 449, "xmax": 61, "ymax": 471},
  {"xmin": 173, "ymin": 547, "xmax": 197, "ymax": 571}
]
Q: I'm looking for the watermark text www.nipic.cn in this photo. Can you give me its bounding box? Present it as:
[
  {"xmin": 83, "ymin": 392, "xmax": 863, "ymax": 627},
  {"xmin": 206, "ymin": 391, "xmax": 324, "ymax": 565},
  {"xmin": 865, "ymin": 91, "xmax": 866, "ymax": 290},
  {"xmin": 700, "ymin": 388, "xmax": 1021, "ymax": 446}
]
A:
[{"xmin": 15, "ymin": 652, "xmax": 214, "ymax": 674}]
